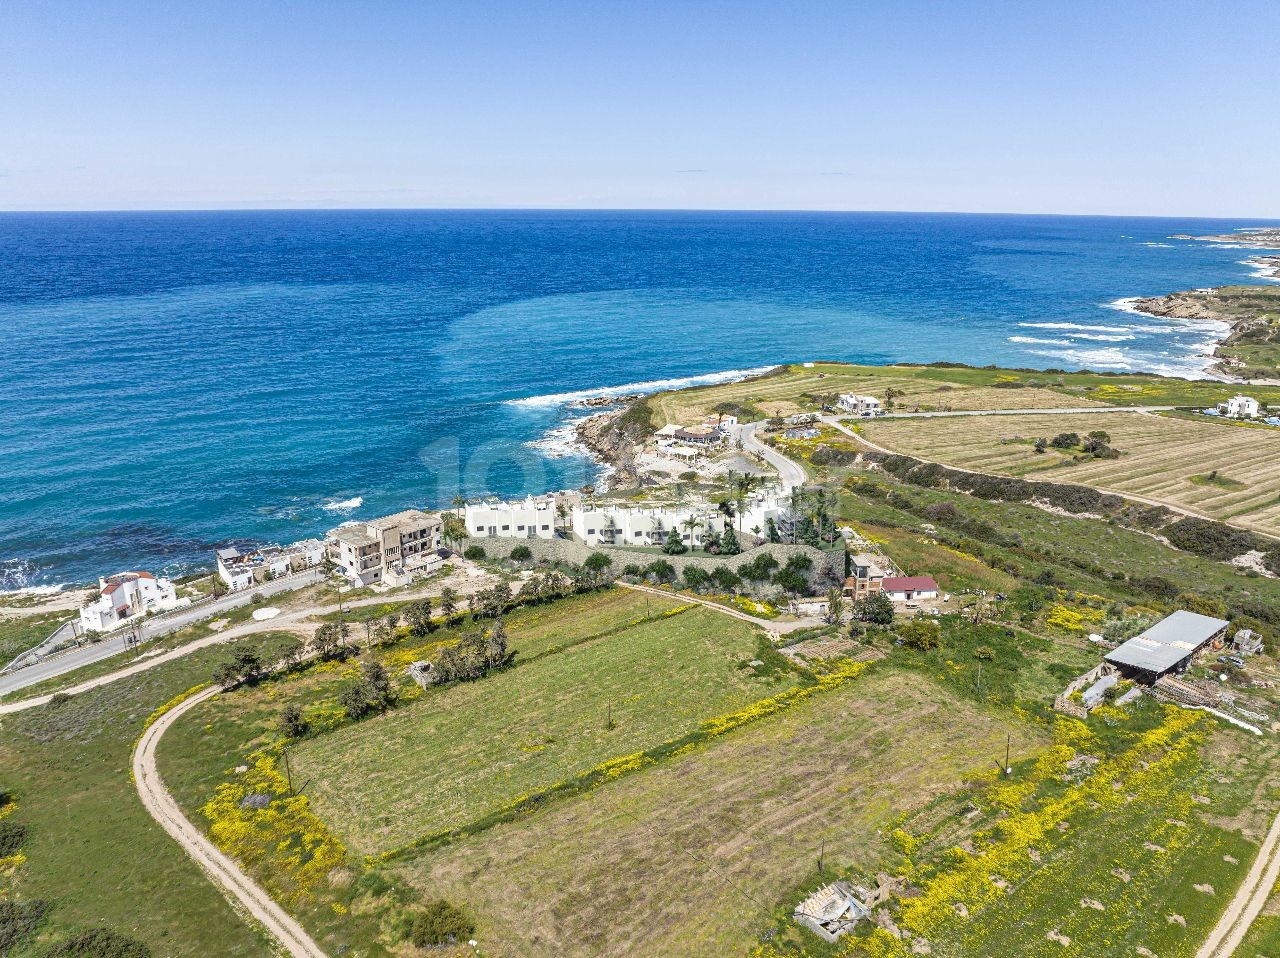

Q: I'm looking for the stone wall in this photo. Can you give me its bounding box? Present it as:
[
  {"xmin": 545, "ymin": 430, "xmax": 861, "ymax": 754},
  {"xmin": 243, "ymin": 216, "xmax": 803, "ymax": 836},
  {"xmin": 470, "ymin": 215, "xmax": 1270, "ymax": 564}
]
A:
[{"xmin": 453, "ymin": 536, "xmax": 844, "ymax": 593}]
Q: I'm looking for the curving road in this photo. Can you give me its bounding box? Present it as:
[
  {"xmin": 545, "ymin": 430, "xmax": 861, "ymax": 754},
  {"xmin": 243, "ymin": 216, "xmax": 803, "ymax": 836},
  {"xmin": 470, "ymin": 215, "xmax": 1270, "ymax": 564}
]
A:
[
  {"xmin": 133, "ymin": 685, "xmax": 329, "ymax": 958},
  {"xmin": 734, "ymin": 421, "xmax": 806, "ymax": 491}
]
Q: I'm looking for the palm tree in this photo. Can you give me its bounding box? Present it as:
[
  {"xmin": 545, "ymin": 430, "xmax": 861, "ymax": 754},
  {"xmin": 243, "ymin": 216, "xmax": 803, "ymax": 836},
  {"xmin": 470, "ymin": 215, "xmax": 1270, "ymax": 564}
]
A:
[
  {"xmin": 734, "ymin": 472, "xmax": 760, "ymax": 532},
  {"xmin": 451, "ymin": 494, "xmax": 467, "ymax": 517},
  {"xmin": 788, "ymin": 486, "xmax": 807, "ymax": 543},
  {"xmin": 681, "ymin": 514, "xmax": 704, "ymax": 549}
]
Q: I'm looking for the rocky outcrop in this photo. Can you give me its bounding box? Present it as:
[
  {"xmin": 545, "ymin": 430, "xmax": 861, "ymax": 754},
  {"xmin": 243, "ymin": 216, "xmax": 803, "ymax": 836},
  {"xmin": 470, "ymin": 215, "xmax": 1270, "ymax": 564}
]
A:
[
  {"xmin": 1129, "ymin": 282, "xmax": 1280, "ymax": 378},
  {"xmin": 568, "ymin": 393, "xmax": 643, "ymax": 409},
  {"xmin": 575, "ymin": 410, "xmax": 642, "ymax": 487}
]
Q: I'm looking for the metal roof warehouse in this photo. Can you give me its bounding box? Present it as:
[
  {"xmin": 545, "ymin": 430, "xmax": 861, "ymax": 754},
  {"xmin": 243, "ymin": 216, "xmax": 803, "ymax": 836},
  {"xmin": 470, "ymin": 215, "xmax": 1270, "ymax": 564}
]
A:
[{"xmin": 1104, "ymin": 610, "xmax": 1231, "ymax": 681}]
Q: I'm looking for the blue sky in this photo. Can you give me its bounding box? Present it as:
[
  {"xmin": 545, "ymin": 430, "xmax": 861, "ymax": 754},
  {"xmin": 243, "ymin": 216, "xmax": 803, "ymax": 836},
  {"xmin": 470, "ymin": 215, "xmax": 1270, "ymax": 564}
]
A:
[{"xmin": 2, "ymin": 0, "xmax": 1277, "ymax": 214}]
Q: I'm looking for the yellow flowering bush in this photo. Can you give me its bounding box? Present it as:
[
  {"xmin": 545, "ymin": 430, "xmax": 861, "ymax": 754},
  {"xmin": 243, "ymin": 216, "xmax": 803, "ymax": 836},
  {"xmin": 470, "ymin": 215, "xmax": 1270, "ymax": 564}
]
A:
[
  {"xmin": 202, "ymin": 750, "xmax": 347, "ymax": 906},
  {"xmin": 1045, "ymin": 605, "xmax": 1085, "ymax": 632},
  {"xmin": 141, "ymin": 683, "xmax": 209, "ymax": 733}
]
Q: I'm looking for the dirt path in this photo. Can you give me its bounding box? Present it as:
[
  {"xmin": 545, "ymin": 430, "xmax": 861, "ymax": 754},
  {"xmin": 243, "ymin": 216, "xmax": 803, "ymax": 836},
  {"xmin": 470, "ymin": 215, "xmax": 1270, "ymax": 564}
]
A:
[
  {"xmin": 617, "ymin": 581, "xmax": 820, "ymax": 635},
  {"xmin": 133, "ymin": 685, "xmax": 330, "ymax": 958},
  {"xmin": 1197, "ymin": 810, "xmax": 1280, "ymax": 958}
]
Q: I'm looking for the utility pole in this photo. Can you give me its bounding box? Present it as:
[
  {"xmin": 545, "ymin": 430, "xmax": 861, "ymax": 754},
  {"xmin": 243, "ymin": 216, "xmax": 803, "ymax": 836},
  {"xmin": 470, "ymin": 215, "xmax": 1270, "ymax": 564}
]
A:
[{"xmin": 282, "ymin": 747, "xmax": 294, "ymax": 797}]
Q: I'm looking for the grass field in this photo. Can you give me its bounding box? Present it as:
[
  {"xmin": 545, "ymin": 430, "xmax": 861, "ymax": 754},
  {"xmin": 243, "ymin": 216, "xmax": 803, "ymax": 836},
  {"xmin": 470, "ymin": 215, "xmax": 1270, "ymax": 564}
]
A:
[
  {"xmin": 834, "ymin": 706, "xmax": 1279, "ymax": 958},
  {"xmin": 862, "ymin": 410, "xmax": 1280, "ymax": 535},
  {"xmin": 0, "ymin": 608, "xmax": 73, "ymax": 665},
  {"xmin": 641, "ymin": 362, "xmax": 1280, "ymax": 427},
  {"xmin": 387, "ymin": 669, "xmax": 1045, "ymax": 958},
  {"xmin": 0, "ymin": 631, "xmax": 300, "ymax": 957},
  {"xmin": 290, "ymin": 605, "xmax": 783, "ymax": 854}
]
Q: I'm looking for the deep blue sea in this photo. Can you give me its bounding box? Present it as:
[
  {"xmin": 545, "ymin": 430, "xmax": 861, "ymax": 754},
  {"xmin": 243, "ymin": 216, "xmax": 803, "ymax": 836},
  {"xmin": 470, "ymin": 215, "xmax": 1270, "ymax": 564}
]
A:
[{"xmin": 2, "ymin": 210, "xmax": 1278, "ymax": 589}]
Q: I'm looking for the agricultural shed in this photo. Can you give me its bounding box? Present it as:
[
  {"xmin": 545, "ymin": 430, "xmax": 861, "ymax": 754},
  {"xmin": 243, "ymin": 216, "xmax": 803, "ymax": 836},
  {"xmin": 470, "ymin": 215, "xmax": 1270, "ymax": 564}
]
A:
[{"xmin": 1105, "ymin": 610, "xmax": 1230, "ymax": 683}]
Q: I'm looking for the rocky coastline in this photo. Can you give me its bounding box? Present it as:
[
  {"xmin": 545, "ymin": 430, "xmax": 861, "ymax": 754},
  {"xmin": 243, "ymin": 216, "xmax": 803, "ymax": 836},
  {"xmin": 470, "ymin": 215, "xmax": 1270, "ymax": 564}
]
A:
[
  {"xmin": 1129, "ymin": 277, "xmax": 1280, "ymax": 380},
  {"xmin": 574, "ymin": 409, "xmax": 643, "ymax": 488}
]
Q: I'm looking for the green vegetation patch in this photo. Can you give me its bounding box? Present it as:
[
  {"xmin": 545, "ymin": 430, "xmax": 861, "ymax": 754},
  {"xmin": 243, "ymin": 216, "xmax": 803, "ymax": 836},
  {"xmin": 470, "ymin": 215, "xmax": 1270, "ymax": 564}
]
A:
[{"xmin": 290, "ymin": 607, "xmax": 784, "ymax": 854}]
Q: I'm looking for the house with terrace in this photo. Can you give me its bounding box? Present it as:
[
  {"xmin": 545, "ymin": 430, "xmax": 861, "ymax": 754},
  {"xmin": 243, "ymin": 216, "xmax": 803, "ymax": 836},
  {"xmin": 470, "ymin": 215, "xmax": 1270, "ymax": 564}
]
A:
[
  {"xmin": 327, "ymin": 509, "xmax": 443, "ymax": 587},
  {"xmin": 80, "ymin": 571, "xmax": 180, "ymax": 633}
]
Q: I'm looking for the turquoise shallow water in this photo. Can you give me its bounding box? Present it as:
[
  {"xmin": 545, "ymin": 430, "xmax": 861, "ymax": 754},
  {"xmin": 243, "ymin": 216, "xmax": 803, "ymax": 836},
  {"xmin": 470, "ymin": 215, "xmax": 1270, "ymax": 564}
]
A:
[{"xmin": 0, "ymin": 209, "xmax": 1275, "ymax": 587}]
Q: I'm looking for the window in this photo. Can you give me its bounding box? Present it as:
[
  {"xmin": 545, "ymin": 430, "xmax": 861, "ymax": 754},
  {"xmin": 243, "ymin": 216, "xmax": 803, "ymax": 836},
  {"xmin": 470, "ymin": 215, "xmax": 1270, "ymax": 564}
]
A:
[
  {"xmin": 541, "ymin": 524, "xmax": 549, "ymax": 531},
  {"xmin": 517, "ymin": 525, "xmax": 524, "ymax": 531},
  {"xmin": 502, "ymin": 525, "xmax": 510, "ymax": 531}
]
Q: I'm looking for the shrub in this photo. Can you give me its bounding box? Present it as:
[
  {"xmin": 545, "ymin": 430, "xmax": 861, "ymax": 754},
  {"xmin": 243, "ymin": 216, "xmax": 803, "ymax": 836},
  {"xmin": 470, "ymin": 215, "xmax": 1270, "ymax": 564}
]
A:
[
  {"xmin": 463, "ymin": 545, "xmax": 486, "ymax": 560},
  {"xmin": 643, "ymin": 560, "xmax": 676, "ymax": 584},
  {"xmin": 662, "ymin": 532, "xmax": 688, "ymax": 555},
  {"xmin": 251, "ymin": 591, "xmax": 265, "ymax": 604},
  {"xmin": 509, "ymin": 545, "xmax": 533, "ymax": 563},
  {"xmin": 923, "ymin": 502, "xmax": 957, "ymax": 522},
  {"xmin": 278, "ymin": 704, "xmax": 310, "ymax": 739},
  {"xmin": 621, "ymin": 563, "xmax": 643, "ymax": 578},
  {"xmin": 710, "ymin": 565, "xmax": 742, "ymax": 591},
  {"xmin": 1050, "ymin": 432, "xmax": 1080, "ymax": 449},
  {"xmin": 43, "ymin": 929, "xmax": 151, "ymax": 958},
  {"xmin": 682, "ymin": 566, "xmax": 712, "ymax": 590},
  {"xmin": 1134, "ymin": 575, "xmax": 1180, "ymax": 601},
  {"xmin": 0, "ymin": 820, "xmax": 28, "ymax": 857},
  {"xmin": 897, "ymin": 619, "xmax": 941, "ymax": 650},
  {"xmin": 583, "ymin": 552, "xmax": 612, "ymax": 573},
  {"xmin": 1163, "ymin": 517, "xmax": 1256, "ymax": 561},
  {"xmin": 410, "ymin": 900, "xmax": 475, "ymax": 947},
  {"xmin": 854, "ymin": 592, "xmax": 895, "ymax": 625},
  {"xmin": 0, "ymin": 900, "xmax": 50, "ymax": 956}
]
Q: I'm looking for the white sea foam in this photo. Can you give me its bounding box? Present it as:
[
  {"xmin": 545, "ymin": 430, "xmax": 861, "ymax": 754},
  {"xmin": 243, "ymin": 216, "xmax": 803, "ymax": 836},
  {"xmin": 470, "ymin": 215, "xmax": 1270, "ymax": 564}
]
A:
[
  {"xmin": 523, "ymin": 417, "xmax": 594, "ymax": 459},
  {"xmin": 322, "ymin": 496, "xmax": 364, "ymax": 512},
  {"xmin": 1008, "ymin": 335, "xmax": 1069, "ymax": 345},
  {"xmin": 507, "ymin": 366, "xmax": 777, "ymax": 409},
  {"xmin": 1242, "ymin": 257, "xmax": 1280, "ymax": 281},
  {"xmin": 1018, "ymin": 321, "xmax": 1133, "ymax": 334},
  {"xmin": 1142, "ymin": 242, "xmax": 1174, "ymax": 248},
  {"xmin": 1067, "ymin": 333, "xmax": 1136, "ymax": 342},
  {"xmin": 1025, "ymin": 346, "xmax": 1134, "ymax": 370}
]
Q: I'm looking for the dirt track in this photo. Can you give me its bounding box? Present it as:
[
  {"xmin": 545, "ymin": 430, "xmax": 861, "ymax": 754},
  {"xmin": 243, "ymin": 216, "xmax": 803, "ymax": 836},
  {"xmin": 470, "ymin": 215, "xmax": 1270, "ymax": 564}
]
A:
[
  {"xmin": 133, "ymin": 684, "xmax": 329, "ymax": 958},
  {"xmin": 1197, "ymin": 809, "xmax": 1280, "ymax": 958}
]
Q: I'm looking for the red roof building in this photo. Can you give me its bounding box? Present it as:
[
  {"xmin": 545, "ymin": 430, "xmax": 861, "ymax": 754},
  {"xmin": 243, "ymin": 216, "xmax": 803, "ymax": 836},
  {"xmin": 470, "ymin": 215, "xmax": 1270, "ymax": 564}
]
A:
[{"xmin": 881, "ymin": 575, "xmax": 939, "ymax": 599}]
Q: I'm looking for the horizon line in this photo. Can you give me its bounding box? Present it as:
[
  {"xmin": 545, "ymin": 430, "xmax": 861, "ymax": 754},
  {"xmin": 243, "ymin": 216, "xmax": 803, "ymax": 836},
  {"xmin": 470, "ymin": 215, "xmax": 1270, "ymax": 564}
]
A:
[{"xmin": 0, "ymin": 205, "xmax": 1278, "ymax": 221}]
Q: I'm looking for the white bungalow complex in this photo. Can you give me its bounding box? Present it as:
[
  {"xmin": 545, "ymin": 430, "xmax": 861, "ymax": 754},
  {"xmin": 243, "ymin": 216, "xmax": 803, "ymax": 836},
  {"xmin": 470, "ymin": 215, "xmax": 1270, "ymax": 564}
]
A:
[
  {"xmin": 1218, "ymin": 395, "xmax": 1261, "ymax": 419},
  {"xmin": 466, "ymin": 490, "xmax": 791, "ymax": 549},
  {"xmin": 80, "ymin": 571, "xmax": 180, "ymax": 633},
  {"xmin": 837, "ymin": 394, "xmax": 882, "ymax": 416},
  {"xmin": 464, "ymin": 494, "xmax": 561, "ymax": 540},
  {"xmin": 215, "ymin": 539, "xmax": 325, "ymax": 591},
  {"xmin": 326, "ymin": 509, "xmax": 443, "ymax": 587}
]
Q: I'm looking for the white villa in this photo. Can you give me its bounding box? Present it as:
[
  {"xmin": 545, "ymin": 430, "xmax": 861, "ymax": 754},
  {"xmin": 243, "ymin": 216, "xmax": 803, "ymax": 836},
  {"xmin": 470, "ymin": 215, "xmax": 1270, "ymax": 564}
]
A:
[
  {"xmin": 326, "ymin": 509, "xmax": 443, "ymax": 587},
  {"xmin": 464, "ymin": 495, "xmax": 562, "ymax": 540},
  {"xmin": 215, "ymin": 538, "xmax": 325, "ymax": 591},
  {"xmin": 572, "ymin": 503, "xmax": 730, "ymax": 547},
  {"xmin": 80, "ymin": 571, "xmax": 180, "ymax": 633},
  {"xmin": 837, "ymin": 394, "xmax": 882, "ymax": 416},
  {"xmin": 460, "ymin": 489, "xmax": 791, "ymax": 549},
  {"xmin": 1219, "ymin": 395, "xmax": 1261, "ymax": 419}
]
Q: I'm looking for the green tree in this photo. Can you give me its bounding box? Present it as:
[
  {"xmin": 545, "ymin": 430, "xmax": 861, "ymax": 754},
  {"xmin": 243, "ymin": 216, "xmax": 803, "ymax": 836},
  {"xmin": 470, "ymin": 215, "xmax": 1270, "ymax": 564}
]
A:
[
  {"xmin": 404, "ymin": 597, "xmax": 434, "ymax": 634},
  {"xmin": 854, "ymin": 592, "xmax": 895, "ymax": 625},
  {"xmin": 682, "ymin": 566, "xmax": 712, "ymax": 591},
  {"xmin": 510, "ymin": 544, "xmax": 533, "ymax": 563},
  {"xmin": 644, "ymin": 559, "xmax": 677, "ymax": 584},
  {"xmin": 765, "ymin": 516, "xmax": 782, "ymax": 543},
  {"xmin": 439, "ymin": 586, "xmax": 459, "ymax": 619},
  {"xmin": 662, "ymin": 527, "xmax": 689, "ymax": 554},
  {"xmin": 278, "ymin": 704, "xmax": 309, "ymax": 738},
  {"xmin": 1050, "ymin": 432, "xmax": 1080, "ymax": 449},
  {"xmin": 719, "ymin": 524, "xmax": 741, "ymax": 556},
  {"xmin": 897, "ymin": 618, "xmax": 940, "ymax": 650}
]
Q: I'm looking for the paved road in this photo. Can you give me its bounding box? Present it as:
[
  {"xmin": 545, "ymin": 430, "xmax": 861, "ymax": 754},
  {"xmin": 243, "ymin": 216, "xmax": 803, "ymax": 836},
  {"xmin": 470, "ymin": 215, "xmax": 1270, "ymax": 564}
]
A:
[
  {"xmin": 734, "ymin": 421, "xmax": 806, "ymax": 491},
  {"xmin": 0, "ymin": 569, "xmax": 496, "ymax": 714},
  {"xmin": 861, "ymin": 405, "xmax": 1178, "ymax": 419},
  {"xmin": 0, "ymin": 569, "xmax": 325, "ymax": 696},
  {"xmin": 134, "ymin": 685, "xmax": 329, "ymax": 958}
]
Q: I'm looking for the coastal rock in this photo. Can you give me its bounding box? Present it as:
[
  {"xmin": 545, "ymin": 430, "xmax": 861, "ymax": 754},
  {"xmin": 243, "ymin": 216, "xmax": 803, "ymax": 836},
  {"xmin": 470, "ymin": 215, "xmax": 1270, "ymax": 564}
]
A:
[{"xmin": 568, "ymin": 393, "xmax": 644, "ymax": 409}]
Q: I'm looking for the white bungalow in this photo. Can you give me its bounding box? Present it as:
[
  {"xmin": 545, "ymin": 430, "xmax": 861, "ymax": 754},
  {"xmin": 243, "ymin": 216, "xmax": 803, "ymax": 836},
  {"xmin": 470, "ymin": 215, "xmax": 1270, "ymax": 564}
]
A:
[
  {"xmin": 465, "ymin": 496, "xmax": 561, "ymax": 540},
  {"xmin": 1218, "ymin": 395, "xmax": 1261, "ymax": 419},
  {"xmin": 80, "ymin": 571, "xmax": 179, "ymax": 633},
  {"xmin": 837, "ymin": 394, "xmax": 882, "ymax": 416},
  {"xmin": 216, "ymin": 539, "xmax": 324, "ymax": 591}
]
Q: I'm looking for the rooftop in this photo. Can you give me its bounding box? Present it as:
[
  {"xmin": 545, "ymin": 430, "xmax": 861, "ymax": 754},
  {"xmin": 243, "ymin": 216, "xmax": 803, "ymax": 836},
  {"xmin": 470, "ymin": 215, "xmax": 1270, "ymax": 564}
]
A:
[
  {"xmin": 882, "ymin": 575, "xmax": 938, "ymax": 592},
  {"xmin": 366, "ymin": 509, "xmax": 435, "ymax": 530},
  {"xmin": 1105, "ymin": 610, "xmax": 1230, "ymax": 675}
]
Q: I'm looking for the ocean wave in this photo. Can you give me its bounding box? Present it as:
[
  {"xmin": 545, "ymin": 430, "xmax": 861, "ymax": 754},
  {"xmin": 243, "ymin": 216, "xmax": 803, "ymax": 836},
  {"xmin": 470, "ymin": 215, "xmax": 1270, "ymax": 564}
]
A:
[
  {"xmin": 1018, "ymin": 321, "xmax": 1132, "ymax": 334},
  {"xmin": 0, "ymin": 558, "xmax": 60, "ymax": 593},
  {"xmin": 523, "ymin": 417, "xmax": 593, "ymax": 459},
  {"xmin": 1067, "ymin": 333, "xmax": 1136, "ymax": 342},
  {"xmin": 1025, "ymin": 346, "xmax": 1134, "ymax": 370},
  {"xmin": 1008, "ymin": 335, "xmax": 1069, "ymax": 345},
  {"xmin": 1242, "ymin": 258, "xmax": 1280, "ymax": 281},
  {"xmin": 1141, "ymin": 242, "xmax": 1174, "ymax": 248},
  {"xmin": 506, "ymin": 365, "xmax": 777, "ymax": 409},
  {"xmin": 322, "ymin": 496, "xmax": 364, "ymax": 512}
]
